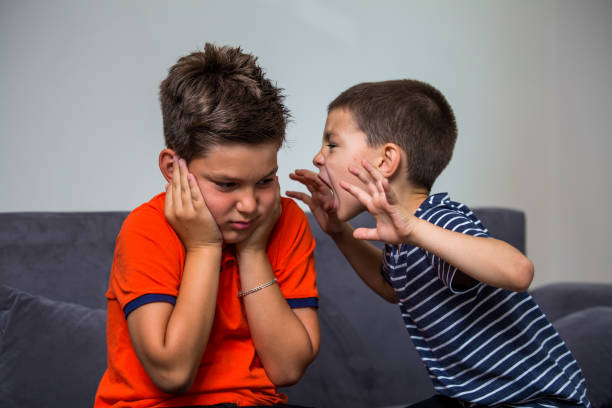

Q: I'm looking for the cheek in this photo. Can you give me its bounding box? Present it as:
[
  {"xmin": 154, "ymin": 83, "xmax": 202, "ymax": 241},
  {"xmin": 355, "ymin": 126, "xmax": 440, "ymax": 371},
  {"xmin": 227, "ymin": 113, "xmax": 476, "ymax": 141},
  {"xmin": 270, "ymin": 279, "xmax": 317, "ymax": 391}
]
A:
[
  {"xmin": 257, "ymin": 189, "xmax": 277, "ymax": 211},
  {"xmin": 198, "ymin": 185, "xmax": 233, "ymax": 220}
]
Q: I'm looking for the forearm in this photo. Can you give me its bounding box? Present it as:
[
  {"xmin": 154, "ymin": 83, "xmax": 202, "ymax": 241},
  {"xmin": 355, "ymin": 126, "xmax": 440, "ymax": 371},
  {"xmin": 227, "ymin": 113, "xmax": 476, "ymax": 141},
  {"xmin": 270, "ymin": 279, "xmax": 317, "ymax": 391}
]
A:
[
  {"xmin": 129, "ymin": 246, "xmax": 221, "ymax": 393},
  {"xmin": 409, "ymin": 218, "xmax": 534, "ymax": 291},
  {"xmin": 331, "ymin": 222, "xmax": 397, "ymax": 303},
  {"xmin": 238, "ymin": 251, "xmax": 319, "ymax": 386}
]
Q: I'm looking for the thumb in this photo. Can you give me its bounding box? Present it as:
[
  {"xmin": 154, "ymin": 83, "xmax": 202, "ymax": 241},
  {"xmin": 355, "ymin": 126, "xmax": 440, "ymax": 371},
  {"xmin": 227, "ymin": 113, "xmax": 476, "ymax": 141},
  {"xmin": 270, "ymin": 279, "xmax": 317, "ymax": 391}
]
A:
[{"xmin": 353, "ymin": 227, "xmax": 380, "ymax": 241}]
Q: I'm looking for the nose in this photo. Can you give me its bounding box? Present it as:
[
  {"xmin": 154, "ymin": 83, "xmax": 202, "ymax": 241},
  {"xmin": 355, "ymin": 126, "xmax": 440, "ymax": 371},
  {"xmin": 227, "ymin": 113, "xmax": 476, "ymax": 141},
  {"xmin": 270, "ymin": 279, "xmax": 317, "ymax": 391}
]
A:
[
  {"xmin": 313, "ymin": 149, "xmax": 324, "ymax": 168},
  {"xmin": 236, "ymin": 189, "xmax": 257, "ymax": 215}
]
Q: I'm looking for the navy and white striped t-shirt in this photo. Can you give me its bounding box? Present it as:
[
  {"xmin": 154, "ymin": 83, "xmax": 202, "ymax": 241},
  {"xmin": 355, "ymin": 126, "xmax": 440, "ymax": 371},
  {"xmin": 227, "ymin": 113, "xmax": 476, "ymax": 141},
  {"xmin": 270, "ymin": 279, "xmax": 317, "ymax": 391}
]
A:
[{"xmin": 382, "ymin": 193, "xmax": 589, "ymax": 408}]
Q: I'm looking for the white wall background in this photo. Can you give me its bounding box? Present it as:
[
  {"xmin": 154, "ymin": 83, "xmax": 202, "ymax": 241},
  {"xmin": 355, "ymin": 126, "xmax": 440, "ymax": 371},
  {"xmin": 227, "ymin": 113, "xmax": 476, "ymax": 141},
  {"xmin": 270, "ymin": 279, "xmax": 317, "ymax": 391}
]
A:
[{"xmin": 1, "ymin": 0, "xmax": 611, "ymax": 288}]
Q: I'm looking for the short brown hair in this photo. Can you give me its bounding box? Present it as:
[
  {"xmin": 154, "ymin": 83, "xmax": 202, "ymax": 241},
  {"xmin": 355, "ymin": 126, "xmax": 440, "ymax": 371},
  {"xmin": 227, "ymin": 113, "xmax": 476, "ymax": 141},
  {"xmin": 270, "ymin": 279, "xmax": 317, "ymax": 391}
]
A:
[
  {"xmin": 328, "ymin": 79, "xmax": 457, "ymax": 191},
  {"xmin": 159, "ymin": 43, "xmax": 290, "ymax": 162}
]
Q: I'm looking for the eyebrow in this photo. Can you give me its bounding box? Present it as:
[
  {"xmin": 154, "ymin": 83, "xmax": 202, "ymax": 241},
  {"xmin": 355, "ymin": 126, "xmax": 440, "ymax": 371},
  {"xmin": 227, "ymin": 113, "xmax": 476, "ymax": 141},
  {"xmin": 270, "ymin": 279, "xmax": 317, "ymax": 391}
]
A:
[{"xmin": 210, "ymin": 167, "xmax": 278, "ymax": 182}]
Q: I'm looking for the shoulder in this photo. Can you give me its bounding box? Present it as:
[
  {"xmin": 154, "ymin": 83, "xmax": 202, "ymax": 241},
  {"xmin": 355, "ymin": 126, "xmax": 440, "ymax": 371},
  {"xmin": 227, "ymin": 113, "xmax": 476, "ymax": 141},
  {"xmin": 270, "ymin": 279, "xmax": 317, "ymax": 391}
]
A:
[
  {"xmin": 267, "ymin": 197, "xmax": 314, "ymax": 254},
  {"xmin": 118, "ymin": 193, "xmax": 179, "ymax": 247},
  {"xmin": 123, "ymin": 193, "xmax": 165, "ymax": 224},
  {"xmin": 418, "ymin": 194, "xmax": 488, "ymax": 237},
  {"xmin": 276, "ymin": 197, "xmax": 310, "ymax": 231}
]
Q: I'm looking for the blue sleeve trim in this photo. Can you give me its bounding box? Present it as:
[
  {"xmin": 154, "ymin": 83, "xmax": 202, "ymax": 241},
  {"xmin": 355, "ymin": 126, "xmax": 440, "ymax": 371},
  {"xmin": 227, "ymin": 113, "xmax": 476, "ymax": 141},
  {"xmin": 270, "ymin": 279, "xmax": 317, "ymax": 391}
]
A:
[
  {"xmin": 124, "ymin": 293, "xmax": 177, "ymax": 319},
  {"xmin": 287, "ymin": 297, "xmax": 318, "ymax": 309}
]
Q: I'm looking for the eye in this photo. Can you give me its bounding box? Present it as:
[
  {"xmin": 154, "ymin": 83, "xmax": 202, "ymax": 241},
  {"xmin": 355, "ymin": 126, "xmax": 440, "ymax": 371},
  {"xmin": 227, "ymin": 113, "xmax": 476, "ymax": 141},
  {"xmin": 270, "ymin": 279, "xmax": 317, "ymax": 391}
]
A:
[
  {"xmin": 214, "ymin": 181, "xmax": 236, "ymax": 190},
  {"xmin": 326, "ymin": 142, "xmax": 337, "ymax": 149},
  {"xmin": 257, "ymin": 176, "xmax": 276, "ymax": 186}
]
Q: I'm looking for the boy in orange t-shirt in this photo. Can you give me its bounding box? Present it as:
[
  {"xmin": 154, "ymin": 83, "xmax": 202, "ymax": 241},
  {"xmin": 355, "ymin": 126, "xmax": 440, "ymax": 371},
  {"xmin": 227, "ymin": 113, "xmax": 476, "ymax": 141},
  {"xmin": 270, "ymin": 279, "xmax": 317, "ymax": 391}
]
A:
[{"xmin": 94, "ymin": 43, "xmax": 320, "ymax": 408}]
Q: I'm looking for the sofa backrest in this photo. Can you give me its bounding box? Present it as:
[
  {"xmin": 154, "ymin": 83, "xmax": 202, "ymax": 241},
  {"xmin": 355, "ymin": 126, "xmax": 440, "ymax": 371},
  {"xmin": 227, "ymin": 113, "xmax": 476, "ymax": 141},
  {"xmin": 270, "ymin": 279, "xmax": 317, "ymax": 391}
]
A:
[
  {"xmin": 0, "ymin": 212, "xmax": 128, "ymax": 309},
  {"xmin": 0, "ymin": 207, "xmax": 524, "ymax": 311}
]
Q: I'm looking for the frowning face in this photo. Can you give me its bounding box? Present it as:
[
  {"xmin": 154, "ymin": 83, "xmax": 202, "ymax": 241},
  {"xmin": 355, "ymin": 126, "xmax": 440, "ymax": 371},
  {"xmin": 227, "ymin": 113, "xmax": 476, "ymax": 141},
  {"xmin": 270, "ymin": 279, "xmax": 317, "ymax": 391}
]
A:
[{"xmin": 187, "ymin": 142, "xmax": 280, "ymax": 244}]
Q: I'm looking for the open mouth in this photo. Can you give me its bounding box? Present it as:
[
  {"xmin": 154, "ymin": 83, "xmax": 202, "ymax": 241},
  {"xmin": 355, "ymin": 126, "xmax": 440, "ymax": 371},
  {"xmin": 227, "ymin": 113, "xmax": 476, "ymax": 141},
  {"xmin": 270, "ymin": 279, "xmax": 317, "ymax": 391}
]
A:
[
  {"xmin": 317, "ymin": 173, "xmax": 338, "ymax": 211},
  {"xmin": 317, "ymin": 173, "xmax": 333, "ymax": 191}
]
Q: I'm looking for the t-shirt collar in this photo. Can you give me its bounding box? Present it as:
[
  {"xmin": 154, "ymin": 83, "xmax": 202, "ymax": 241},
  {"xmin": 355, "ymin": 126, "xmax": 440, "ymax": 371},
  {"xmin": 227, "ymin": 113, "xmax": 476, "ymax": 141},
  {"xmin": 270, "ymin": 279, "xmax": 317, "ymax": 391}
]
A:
[{"xmin": 415, "ymin": 192, "xmax": 451, "ymax": 216}]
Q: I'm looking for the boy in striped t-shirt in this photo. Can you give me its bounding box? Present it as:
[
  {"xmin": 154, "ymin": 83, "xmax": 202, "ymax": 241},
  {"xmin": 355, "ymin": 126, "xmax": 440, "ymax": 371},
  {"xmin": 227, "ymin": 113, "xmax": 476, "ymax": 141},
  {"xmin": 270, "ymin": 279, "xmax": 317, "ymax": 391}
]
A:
[{"xmin": 287, "ymin": 80, "xmax": 589, "ymax": 408}]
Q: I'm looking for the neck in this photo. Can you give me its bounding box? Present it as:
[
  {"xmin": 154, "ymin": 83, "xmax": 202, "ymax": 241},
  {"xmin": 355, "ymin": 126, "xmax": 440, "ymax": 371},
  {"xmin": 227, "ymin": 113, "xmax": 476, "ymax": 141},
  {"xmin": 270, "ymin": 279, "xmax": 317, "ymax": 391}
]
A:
[{"xmin": 395, "ymin": 184, "xmax": 429, "ymax": 215}]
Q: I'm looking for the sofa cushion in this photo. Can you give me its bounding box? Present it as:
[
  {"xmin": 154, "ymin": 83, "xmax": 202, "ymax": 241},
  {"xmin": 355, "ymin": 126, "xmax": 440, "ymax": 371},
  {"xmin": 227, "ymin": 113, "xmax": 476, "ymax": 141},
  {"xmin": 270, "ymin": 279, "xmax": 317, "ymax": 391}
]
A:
[
  {"xmin": 0, "ymin": 284, "xmax": 107, "ymax": 408},
  {"xmin": 531, "ymin": 282, "xmax": 612, "ymax": 322},
  {"xmin": 553, "ymin": 306, "xmax": 612, "ymax": 408}
]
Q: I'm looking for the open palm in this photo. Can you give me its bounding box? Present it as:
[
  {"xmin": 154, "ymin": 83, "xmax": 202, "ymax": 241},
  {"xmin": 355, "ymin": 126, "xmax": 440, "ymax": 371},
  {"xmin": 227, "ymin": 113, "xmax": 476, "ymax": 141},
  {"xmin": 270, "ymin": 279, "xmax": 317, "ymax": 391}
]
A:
[
  {"xmin": 340, "ymin": 160, "xmax": 415, "ymax": 244},
  {"xmin": 286, "ymin": 169, "xmax": 344, "ymax": 235}
]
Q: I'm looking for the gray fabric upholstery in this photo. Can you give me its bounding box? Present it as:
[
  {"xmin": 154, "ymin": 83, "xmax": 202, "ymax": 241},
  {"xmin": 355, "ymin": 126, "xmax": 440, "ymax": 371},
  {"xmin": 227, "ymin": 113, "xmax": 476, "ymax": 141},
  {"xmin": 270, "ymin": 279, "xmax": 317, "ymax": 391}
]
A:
[
  {"xmin": 281, "ymin": 212, "xmax": 433, "ymax": 407},
  {"xmin": 472, "ymin": 207, "xmax": 525, "ymax": 253},
  {"xmin": 281, "ymin": 208, "xmax": 526, "ymax": 406},
  {"xmin": 531, "ymin": 282, "xmax": 612, "ymax": 322},
  {"xmin": 0, "ymin": 212, "xmax": 126, "ymax": 309},
  {"xmin": 0, "ymin": 285, "xmax": 106, "ymax": 407},
  {"xmin": 1, "ymin": 208, "xmax": 610, "ymax": 408},
  {"xmin": 552, "ymin": 306, "xmax": 612, "ymax": 408},
  {"xmin": 530, "ymin": 283, "xmax": 612, "ymax": 408}
]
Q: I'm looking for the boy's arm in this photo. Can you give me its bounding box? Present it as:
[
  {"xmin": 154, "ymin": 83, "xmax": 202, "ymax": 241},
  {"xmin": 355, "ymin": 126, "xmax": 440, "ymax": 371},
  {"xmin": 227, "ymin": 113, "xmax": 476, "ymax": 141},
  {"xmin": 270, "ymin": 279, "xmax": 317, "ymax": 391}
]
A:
[
  {"xmin": 287, "ymin": 169, "xmax": 396, "ymax": 303},
  {"xmin": 127, "ymin": 158, "xmax": 222, "ymax": 394},
  {"xmin": 406, "ymin": 218, "xmax": 533, "ymax": 291},
  {"xmin": 236, "ymin": 180, "xmax": 320, "ymax": 387},
  {"xmin": 342, "ymin": 160, "xmax": 534, "ymax": 292},
  {"xmin": 328, "ymin": 222, "xmax": 397, "ymax": 302}
]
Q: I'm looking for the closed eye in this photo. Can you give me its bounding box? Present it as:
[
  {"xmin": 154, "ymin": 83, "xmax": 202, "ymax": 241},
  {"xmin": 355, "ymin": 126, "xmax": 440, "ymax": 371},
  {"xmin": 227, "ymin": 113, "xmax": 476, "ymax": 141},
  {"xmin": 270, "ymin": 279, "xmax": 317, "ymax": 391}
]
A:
[
  {"xmin": 258, "ymin": 176, "xmax": 276, "ymax": 186},
  {"xmin": 214, "ymin": 181, "xmax": 237, "ymax": 189}
]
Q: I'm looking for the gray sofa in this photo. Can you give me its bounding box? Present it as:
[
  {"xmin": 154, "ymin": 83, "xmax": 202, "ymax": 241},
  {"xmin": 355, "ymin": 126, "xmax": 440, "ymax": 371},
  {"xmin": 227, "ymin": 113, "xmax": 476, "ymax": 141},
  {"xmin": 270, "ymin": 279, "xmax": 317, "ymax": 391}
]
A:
[{"xmin": 1, "ymin": 208, "xmax": 611, "ymax": 408}]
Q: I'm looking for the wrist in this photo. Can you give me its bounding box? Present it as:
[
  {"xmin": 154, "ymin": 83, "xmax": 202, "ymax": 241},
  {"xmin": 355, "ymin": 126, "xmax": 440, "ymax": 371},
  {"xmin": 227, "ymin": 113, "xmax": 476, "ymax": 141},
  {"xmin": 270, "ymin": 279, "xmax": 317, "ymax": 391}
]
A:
[
  {"xmin": 185, "ymin": 243, "xmax": 223, "ymax": 257},
  {"xmin": 329, "ymin": 222, "xmax": 353, "ymax": 243},
  {"xmin": 402, "ymin": 217, "xmax": 427, "ymax": 246},
  {"xmin": 237, "ymin": 246, "xmax": 268, "ymax": 262}
]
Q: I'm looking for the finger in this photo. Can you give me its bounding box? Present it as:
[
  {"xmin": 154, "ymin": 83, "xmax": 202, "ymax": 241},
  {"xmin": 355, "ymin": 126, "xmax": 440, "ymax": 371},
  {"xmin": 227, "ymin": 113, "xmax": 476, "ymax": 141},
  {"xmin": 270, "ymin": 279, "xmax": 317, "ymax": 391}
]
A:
[
  {"xmin": 178, "ymin": 159, "xmax": 194, "ymax": 212},
  {"xmin": 289, "ymin": 172, "xmax": 310, "ymax": 185},
  {"xmin": 164, "ymin": 181, "xmax": 174, "ymax": 216},
  {"xmin": 291, "ymin": 174, "xmax": 328, "ymax": 198},
  {"xmin": 353, "ymin": 227, "xmax": 381, "ymax": 241},
  {"xmin": 361, "ymin": 159, "xmax": 389, "ymax": 196},
  {"xmin": 380, "ymin": 178, "xmax": 399, "ymax": 205},
  {"xmin": 286, "ymin": 190, "xmax": 313, "ymax": 206},
  {"xmin": 361, "ymin": 159, "xmax": 385, "ymax": 184},
  {"xmin": 348, "ymin": 165, "xmax": 378, "ymax": 196},
  {"xmin": 171, "ymin": 156, "xmax": 183, "ymax": 212},
  {"xmin": 289, "ymin": 173, "xmax": 315, "ymax": 190},
  {"xmin": 274, "ymin": 175, "xmax": 281, "ymax": 197},
  {"xmin": 291, "ymin": 169, "xmax": 318, "ymax": 179},
  {"xmin": 187, "ymin": 173, "xmax": 203, "ymax": 205},
  {"xmin": 291, "ymin": 169, "xmax": 328, "ymax": 187},
  {"xmin": 339, "ymin": 180, "xmax": 371, "ymax": 206}
]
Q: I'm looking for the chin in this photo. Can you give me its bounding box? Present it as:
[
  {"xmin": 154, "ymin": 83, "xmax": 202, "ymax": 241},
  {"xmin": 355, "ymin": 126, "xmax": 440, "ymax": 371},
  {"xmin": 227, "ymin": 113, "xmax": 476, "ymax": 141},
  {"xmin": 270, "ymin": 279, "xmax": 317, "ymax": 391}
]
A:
[
  {"xmin": 222, "ymin": 230, "xmax": 251, "ymax": 245},
  {"xmin": 336, "ymin": 202, "xmax": 365, "ymax": 222}
]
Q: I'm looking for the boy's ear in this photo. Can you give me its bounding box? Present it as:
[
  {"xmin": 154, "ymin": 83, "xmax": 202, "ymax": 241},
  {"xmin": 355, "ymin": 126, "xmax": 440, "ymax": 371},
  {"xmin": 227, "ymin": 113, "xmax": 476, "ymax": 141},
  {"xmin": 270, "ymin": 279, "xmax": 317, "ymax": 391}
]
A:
[
  {"xmin": 159, "ymin": 148, "xmax": 177, "ymax": 183},
  {"xmin": 376, "ymin": 143, "xmax": 402, "ymax": 178}
]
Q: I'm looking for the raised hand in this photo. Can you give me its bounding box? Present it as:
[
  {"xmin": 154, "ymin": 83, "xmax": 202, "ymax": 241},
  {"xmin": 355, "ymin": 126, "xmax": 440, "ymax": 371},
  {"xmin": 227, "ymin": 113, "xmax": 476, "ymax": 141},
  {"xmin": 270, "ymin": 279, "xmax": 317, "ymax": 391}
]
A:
[
  {"xmin": 164, "ymin": 157, "xmax": 222, "ymax": 250},
  {"xmin": 287, "ymin": 169, "xmax": 344, "ymax": 235},
  {"xmin": 236, "ymin": 177, "xmax": 282, "ymax": 254},
  {"xmin": 339, "ymin": 160, "xmax": 416, "ymax": 244}
]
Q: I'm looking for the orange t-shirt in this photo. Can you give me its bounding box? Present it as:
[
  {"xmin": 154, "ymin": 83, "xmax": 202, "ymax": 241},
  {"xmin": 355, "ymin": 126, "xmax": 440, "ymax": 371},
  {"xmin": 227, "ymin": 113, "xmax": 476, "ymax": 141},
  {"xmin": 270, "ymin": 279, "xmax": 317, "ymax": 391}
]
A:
[{"xmin": 94, "ymin": 194, "xmax": 318, "ymax": 408}]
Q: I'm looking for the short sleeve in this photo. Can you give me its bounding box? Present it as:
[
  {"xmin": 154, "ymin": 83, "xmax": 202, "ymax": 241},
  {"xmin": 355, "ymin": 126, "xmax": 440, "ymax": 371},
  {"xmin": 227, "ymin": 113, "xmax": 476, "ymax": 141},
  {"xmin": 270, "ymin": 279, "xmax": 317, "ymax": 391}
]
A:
[
  {"xmin": 108, "ymin": 200, "xmax": 184, "ymax": 315},
  {"xmin": 426, "ymin": 209, "xmax": 489, "ymax": 293},
  {"xmin": 268, "ymin": 198, "xmax": 318, "ymax": 308},
  {"xmin": 381, "ymin": 244, "xmax": 393, "ymax": 284}
]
